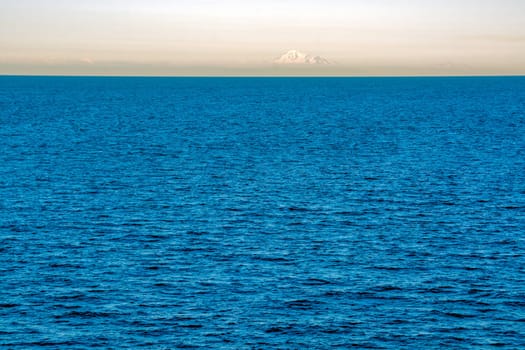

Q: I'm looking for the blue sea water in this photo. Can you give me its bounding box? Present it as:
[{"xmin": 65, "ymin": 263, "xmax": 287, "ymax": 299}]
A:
[{"xmin": 0, "ymin": 76, "xmax": 525, "ymax": 349}]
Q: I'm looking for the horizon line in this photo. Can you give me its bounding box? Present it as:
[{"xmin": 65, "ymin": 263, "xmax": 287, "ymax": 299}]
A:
[{"xmin": 2, "ymin": 74, "xmax": 525, "ymax": 78}]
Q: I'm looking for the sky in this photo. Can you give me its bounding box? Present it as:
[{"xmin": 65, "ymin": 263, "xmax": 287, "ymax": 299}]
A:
[{"xmin": 1, "ymin": 0, "xmax": 525, "ymax": 76}]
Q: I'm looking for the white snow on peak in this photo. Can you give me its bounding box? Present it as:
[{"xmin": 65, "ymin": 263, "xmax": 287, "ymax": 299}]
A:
[{"xmin": 274, "ymin": 50, "xmax": 331, "ymax": 65}]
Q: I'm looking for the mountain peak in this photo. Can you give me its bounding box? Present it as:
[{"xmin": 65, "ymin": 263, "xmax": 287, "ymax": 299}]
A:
[{"xmin": 274, "ymin": 50, "xmax": 331, "ymax": 65}]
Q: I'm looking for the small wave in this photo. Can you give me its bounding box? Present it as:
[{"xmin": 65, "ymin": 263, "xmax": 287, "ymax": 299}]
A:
[
  {"xmin": 0, "ymin": 303, "xmax": 19, "ymax": 308},
  {"xmin": 180, "ymin": 324, "xmax": 203, "ymax": 329},
  {"xmin": 252, "ymin": 256, "xmax": 290, "ymax": 262},
  {"xmin": 285, "ymin": 299, "xmax": 320, "ymax": 310},
  {"xmin": 371, "ymin": 285, "xmax": 403, "ymax": 292},
  {"xmin": 265, "ymin": 325, "xmax": 295, "ymax": 334},
  {"xmin": 302, "ymin": 278, "xmax": 332, "ymax": 286},
  {"xmin": 54, "ymin": 311, "xmax": 116, "ymax": 319},
  {"xmin": 287, "ymin": 207, "xmax": 310, "ymax": 212}
]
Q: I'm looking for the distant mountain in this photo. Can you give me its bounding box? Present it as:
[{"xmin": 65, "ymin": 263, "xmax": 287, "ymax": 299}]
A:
[{"xmin": 274, "ymin": 50, "xmax": 331, "ymax": 65}]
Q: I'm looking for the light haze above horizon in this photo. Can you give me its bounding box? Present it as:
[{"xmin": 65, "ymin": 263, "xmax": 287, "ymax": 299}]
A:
[{"xmin": 1, "ymin": 0, "xmax": 525, "ymax": 76}]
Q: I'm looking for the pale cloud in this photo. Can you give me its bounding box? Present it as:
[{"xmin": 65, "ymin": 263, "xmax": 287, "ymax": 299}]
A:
[{"xmin": 81, "ymin": 58, "xmax": 95, "ymax": 65}]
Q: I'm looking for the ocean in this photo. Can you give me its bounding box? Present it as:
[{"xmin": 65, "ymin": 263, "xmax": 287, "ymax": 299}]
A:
[{"xmin": 1, "ymin": 76, "xmax": 524, "ymax": 348}]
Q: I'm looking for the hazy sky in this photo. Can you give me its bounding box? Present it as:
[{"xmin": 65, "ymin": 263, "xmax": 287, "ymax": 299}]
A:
[{"xmin": 1, "ymin": 0, "xmax": 525, "ymax": 75}]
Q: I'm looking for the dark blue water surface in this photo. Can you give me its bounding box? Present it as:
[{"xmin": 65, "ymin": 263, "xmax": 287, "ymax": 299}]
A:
[{"xmin": 1, "ymin": 76, "xmax": 525, "ymax": 349}]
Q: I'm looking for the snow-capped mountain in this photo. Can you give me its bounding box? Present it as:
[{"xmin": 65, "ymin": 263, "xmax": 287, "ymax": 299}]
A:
[{"xmin": 274, "ymin": 50, "xmax": 331, "ymax": 65}]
